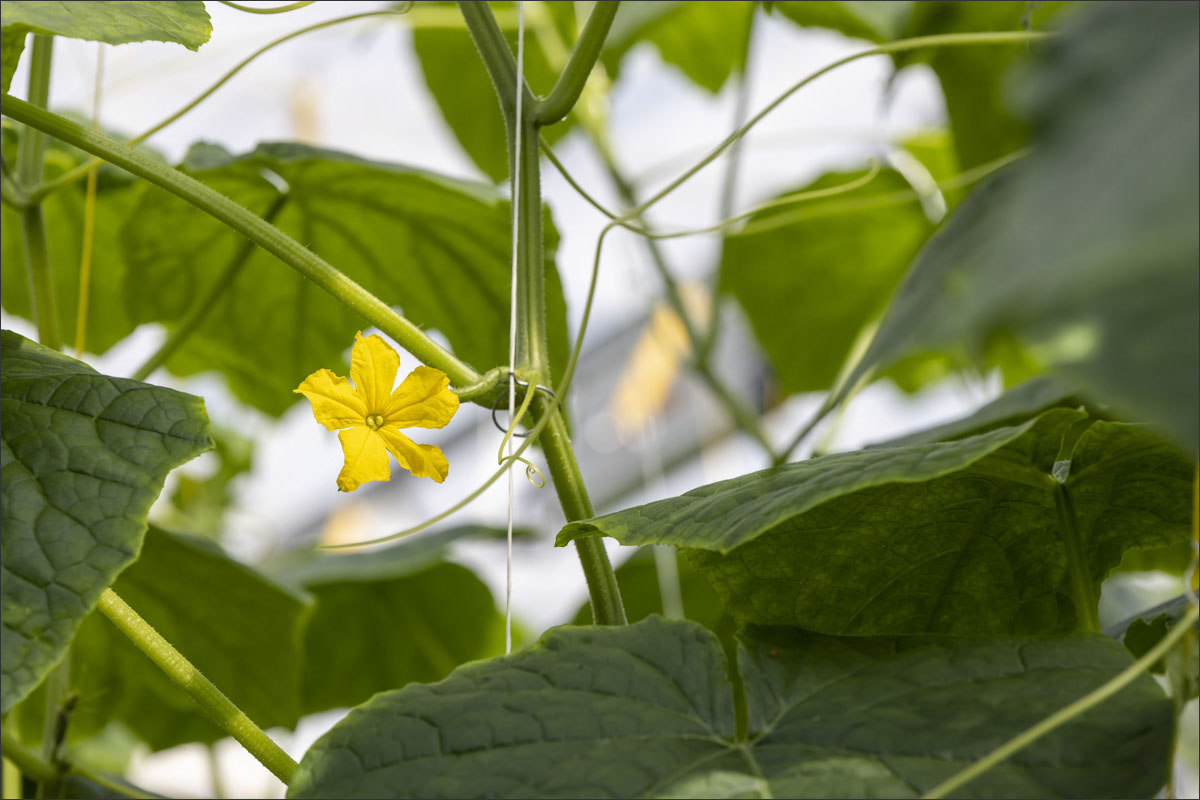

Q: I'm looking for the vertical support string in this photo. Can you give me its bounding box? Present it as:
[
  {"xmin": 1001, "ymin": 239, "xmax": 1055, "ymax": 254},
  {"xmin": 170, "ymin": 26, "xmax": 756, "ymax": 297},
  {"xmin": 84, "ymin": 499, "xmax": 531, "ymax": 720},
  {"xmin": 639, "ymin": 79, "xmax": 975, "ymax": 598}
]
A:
[{"xmin": 506, "ymin": 0, "xmax": 526, "ymax": 655}]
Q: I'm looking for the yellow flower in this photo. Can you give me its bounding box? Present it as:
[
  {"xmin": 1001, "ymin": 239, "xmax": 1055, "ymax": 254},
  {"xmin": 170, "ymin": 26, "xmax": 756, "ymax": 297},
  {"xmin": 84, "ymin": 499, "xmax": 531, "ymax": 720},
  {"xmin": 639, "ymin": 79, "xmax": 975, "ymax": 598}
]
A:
[{"xmin": 294, "ymin": 332, "xmax": 459, "ymax": 491}]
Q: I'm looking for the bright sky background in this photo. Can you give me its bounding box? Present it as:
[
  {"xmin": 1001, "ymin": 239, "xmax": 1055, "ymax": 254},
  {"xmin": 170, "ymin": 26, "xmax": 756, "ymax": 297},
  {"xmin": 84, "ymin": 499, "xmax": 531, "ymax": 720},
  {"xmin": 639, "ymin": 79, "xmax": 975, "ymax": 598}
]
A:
[{"xmin": 4, "ymin": 2, "xmax": 1191, "ymax": 797}]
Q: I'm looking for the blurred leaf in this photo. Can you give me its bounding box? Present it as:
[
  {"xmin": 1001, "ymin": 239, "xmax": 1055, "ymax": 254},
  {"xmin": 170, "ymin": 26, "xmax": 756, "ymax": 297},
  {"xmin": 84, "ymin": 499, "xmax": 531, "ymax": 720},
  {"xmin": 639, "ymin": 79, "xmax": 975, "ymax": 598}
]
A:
[
  {"xmin": 1, "ymin": 126, "xmax": 145, "ymax": 356},
  {"xmin": 560, "ymin": 409, "xmax": 1194, "ymax": 635},
  {"xmin": 843, "ymin": 2, "xmax": 1200, "ymax": 455},
  {"xmin": 410, "ymin": 1, "xmax": 571, "ymax": 183},
  {"xmin": 16, "ymin": 528, "xmax": 312, "ymax": 750},
  {"xmin": 121, "ymin": 142, "xmax": 570, "ymax": 415},
  {"xmin": 0, "ymin": 0, "xmax": 209, "ymax": 92},
  {"xmin": 275, "ymin": 527, "xmax": 508, "ymax": 716},
  {"xmin": 0, "ymin": 332, "xmax": 211, "ymax": 714},
  {"xmin": 602, "ymin": 1, "xmax": 752, "ymax": 93},
  {"xmin": 160, "ymin": 425, "xmax": 253, "ymax": 539},
  {"xmin": 288, "ymin": 617, "xmax": 1171, "ymax": 798},
  {"xmin": 1, "ymin": 27, "xmax": 24, "ymax": 94},
  {"xmin": 720, "ymin": 167, "xmax": 934, "ymax": 394},
  {"xmin": 894, "ymin": 1, "xmax": 1071, "ymax": 170},
  {"xmin": 1108, "ymin": 596, "xmax": 1199, "ymax": 695},
  {"xmin": 773, "ymin": 1, "xmax": 913, "ymax": 43}
]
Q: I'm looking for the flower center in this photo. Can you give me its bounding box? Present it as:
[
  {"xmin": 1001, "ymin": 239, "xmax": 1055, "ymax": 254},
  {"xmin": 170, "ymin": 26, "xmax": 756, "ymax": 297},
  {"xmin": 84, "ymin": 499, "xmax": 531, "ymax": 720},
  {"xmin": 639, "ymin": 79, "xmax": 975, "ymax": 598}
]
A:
[{"xmin": 365, "ymin": 413, "xmax": 385, "ymax": 430}]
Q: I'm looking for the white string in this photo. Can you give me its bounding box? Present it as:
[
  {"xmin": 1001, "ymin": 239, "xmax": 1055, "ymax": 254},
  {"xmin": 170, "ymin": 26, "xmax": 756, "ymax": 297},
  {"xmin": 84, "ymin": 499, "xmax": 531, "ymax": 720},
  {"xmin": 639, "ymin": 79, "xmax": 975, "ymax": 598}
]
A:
[{"xmin": 506, "ymin": 0, "xmax": 526, "ymax": 655}]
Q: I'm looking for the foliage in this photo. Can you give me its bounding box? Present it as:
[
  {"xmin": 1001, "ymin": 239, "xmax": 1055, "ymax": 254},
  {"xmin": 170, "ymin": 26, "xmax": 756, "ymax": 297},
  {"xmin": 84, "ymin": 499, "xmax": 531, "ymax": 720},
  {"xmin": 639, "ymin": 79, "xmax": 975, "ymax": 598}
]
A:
[{"xmin": 0, "ymin": 1, "xmax": 1195, "ymax": 798}]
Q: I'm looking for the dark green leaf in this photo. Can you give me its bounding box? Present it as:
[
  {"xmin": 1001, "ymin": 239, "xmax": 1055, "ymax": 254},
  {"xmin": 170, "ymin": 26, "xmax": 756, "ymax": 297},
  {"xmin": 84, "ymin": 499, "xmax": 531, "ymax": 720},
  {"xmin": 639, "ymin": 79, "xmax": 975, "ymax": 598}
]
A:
[
  {"xmin": 843, "ymin": 1, "xmax": 1200, "ymax": 455},
  {"xmin": 0, "ymin": 331, "xmax": 212, "ymax": 714},
  {"xmin": 720, "ymin": 167, "xmax": 935, "ymax": 394},
  {"xmin": 121, "ymin": 142, "xmax": 570, "ymax": 415},
  {"xmin": 288, "ymin": 617, "xmax": 1171, "ymax": 799},
  {"xmin": 602, "ymin": 1, "xmax": 752, "ymax": 93},
  {"xmin": 560, "ymin": 410, "xmax": 1194, "ymax": 635},
  {"xmin": 275, "ymin": 527, "xmax": 507, "ymax": 716},
  {"xmin": 410, "ymin": 1, "xmax": 570, "ymax": 183},
  {"xmin": 774, "ymin": 1, "xmax": 913, "ymax": 43},
  {"xmin": 0, "ymin": 1, "xmax": 210, "ymax": 50}
]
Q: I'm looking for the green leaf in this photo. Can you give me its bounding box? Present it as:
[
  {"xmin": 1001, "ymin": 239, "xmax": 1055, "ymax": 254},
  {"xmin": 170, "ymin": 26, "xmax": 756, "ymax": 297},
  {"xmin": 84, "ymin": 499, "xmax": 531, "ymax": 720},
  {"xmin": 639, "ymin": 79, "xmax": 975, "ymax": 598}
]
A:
[
  {"xmin": 0, "ymin": 1, "xmax": 211, "ymax": 57},
  {"xmin": 1, "ymin": 27, "xmax": 25, "ymax": 94},
  {"xmin": 602, "ymin": 1, "xmax": 752, "ymax": 94},
  {"xmin": 894, "ymin": 1, "xmax": 1071, "ymax": 170},
  {"xmin": 560, "ymin": 410, "xmax": 1194, "ymax": 635},
  {"xmin": 843, "ymin": 2, "xmax": 1200, "ymax": 455},
  {"xmin": 0, "ymin": 331, "xmax": 212, "ymax": 714},
  {"xmin": 288, "ymin": 617, "xmax": 1171, "ymax": 799},
  {"xmin": 773, "ymin": 1, "xmax": 914, "ymax": 43},
  {"xmin": 121, "ymin": 142, "xmax": 570, "ymax": 415},
  {"xmin": 17, "ymin": 527, "xmax": 312, "ymax": 750},
  {"xmin": 410, "ymin": 1, "xmax": 571, "ymax": 183},
  {"xmin": 275, "ymin": 527, "xmax": 507, "ymax": 716},
  {"xmin": 1, "ymin": 129, "xmax": 143, "ymax": 356},
  {"xmin": 719, "ymin": 167, "xmax": 935, "ymax": 394}
]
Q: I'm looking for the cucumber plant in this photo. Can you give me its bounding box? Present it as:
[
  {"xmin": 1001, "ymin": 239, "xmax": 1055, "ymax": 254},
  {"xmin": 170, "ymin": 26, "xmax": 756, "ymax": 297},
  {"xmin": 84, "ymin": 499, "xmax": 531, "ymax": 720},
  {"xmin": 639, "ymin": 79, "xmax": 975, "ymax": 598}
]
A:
[{"xmin": 0, "ymin": 1, "xmax": 1196, "ymax": 798}]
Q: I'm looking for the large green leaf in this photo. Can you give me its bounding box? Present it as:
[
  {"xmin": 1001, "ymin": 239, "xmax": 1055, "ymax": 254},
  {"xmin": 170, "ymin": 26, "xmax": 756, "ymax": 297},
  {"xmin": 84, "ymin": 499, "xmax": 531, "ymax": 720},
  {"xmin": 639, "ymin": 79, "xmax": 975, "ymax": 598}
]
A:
[
  {"xmin": 1, "ymin": 126, "xmax": 143, "ymax": 356},
  {"xmin": 773, "ymin": 1, "xmax": 913, "ymax": 43},
  {"xmin": 0, "ymin": 331, "xmax": 212, "ymax": 714},
  {"xmin": 276, "ymin": 526, "xmax": 507, "ymax": 716},
  {"xmin": 843, "ymin": 1, "xmax": 1200, "ymax": 455},
  {"xmin": 288, "ymin": 617, "xmax": 1171, "ymax": 799},
  {"xmin": 409, "ymin": 1, "xmax": 571, "ymax": 183},
  {"xmin": 719, "ymin": 167, "xmax": 935, "ymax": 394},
  {"xmin": 121, "ymin": 142, "xmax": 570, "ymax": 415},
  {"xmin": 601, "ymin": 1, "xmax": 752, "ymax": 94},
  {"xmin": 560, "ymin": 409, "xmax": 1194, "ymax": 635},
  {"xmin": 0, "ymin": 0, "xmax": 210, "ymax": 92},
  {"xmin": 15, "ymin": 527, "xmax": 312, "ymax": 750}
]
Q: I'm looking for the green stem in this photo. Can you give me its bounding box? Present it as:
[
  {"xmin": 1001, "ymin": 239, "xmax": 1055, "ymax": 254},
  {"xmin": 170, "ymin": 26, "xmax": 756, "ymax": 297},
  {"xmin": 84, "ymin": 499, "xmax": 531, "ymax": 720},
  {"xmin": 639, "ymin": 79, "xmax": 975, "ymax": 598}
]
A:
[
  {"xmin": 460, "ymin": 0, "xmax": 625, "ymax": 625},
  {"xmin": 0, "ymin": 731, "xmax": 52, "ymax": 785},
  {"xmin": 16, "ymin": 36, "xmax": 60, "ymax": 351},
  {"xmin": 2, "ymin": 94, "xmax": 480, "ymax": 390},
  {"xmin": 132, "ymin": 192, "xmax": 289, "ymax": 381},
  {"xmin": 95, "ymin": 589, "xmax": 297, "ymax": 784},
  {"xmin": 1053, "ymin": 482, "xmax": 1100, "ymax": 632},
  {"xmin": 1, "ymin": 756, "xmax": 20, "ymax": 800},
  {"xmin": 923, "ymin": 604, "xmax": 1200, "ymax": 799},
  {"xmin": 533, "ymin": 0, "xmax": 619, "ymax": 125},
  {"xmin": 536, "ymin": 396, "xmax": 626, "ymax": 625}
]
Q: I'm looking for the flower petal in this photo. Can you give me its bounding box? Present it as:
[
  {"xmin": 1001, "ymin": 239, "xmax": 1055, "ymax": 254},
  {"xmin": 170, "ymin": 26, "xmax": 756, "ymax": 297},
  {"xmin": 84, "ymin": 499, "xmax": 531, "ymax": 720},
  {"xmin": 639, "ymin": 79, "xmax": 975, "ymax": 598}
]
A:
[
  {"xmin": 382, "ymin": 366, "xmax": 460, "ymax": 429},
  {"xmin": 336, "ymin": 427, "xmax": 390, "ymax": 492},
  {"xmin": 294, "ymin": 368, "xmax": 367, "ymax": 430},
  {"xmin": 378, "ymin": 428, "xmax": 449, "ymax": 483},
  {"xmin": 350, "ymin": 331, "xmax": 400, "ymax": 412}
]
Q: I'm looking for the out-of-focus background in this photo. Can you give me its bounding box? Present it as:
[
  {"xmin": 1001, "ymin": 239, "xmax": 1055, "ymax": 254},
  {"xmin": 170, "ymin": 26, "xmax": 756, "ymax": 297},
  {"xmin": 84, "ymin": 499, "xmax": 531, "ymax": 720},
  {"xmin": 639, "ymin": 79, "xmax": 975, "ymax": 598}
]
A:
[{"xmin": 2, "ymin": 1, "xmax": 1193, "ymax": 797}]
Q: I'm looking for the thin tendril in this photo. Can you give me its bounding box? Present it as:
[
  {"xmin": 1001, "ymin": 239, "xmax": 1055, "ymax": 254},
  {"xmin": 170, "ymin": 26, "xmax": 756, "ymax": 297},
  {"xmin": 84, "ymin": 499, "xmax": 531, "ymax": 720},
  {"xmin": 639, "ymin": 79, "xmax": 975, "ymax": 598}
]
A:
[
  {"xmin": 74, "ymin": 44, "xmax": 104, "ymax": 358},
  {"xmin": 217, "ymin": 0, "xmax": 316, "ymax": 14}
]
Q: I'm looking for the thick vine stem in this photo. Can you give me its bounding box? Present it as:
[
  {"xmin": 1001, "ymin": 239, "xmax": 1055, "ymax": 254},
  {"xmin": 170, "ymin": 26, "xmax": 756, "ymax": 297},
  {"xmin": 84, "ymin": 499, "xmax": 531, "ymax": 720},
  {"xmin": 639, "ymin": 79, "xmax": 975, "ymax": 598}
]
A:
[
  {"xmin": 1, "ymin": 93, "xmax": 481, "ymax": 391},
  {"xmin": 460, "ymin": 0, "xmax": 626, "ymax": 625},
  {"xmin": 96, "ymin": 589, "xmax": 297, "ymax": 784},
  {"xmin": 533, "ymin": 0, "xmax": 620, "ymax": 125}
]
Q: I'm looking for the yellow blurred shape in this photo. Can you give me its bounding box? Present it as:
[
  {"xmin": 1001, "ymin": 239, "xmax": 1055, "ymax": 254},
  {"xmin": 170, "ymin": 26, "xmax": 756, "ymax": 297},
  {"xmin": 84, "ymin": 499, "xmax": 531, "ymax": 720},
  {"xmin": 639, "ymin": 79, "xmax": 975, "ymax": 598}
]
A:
[
  {"xmin": 610, "ymin": 284, "xmax": 709, "ymax": 438},
  {"xmin": 318, "ymin": 499, "xmax": 370, "ymax": 548}
]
